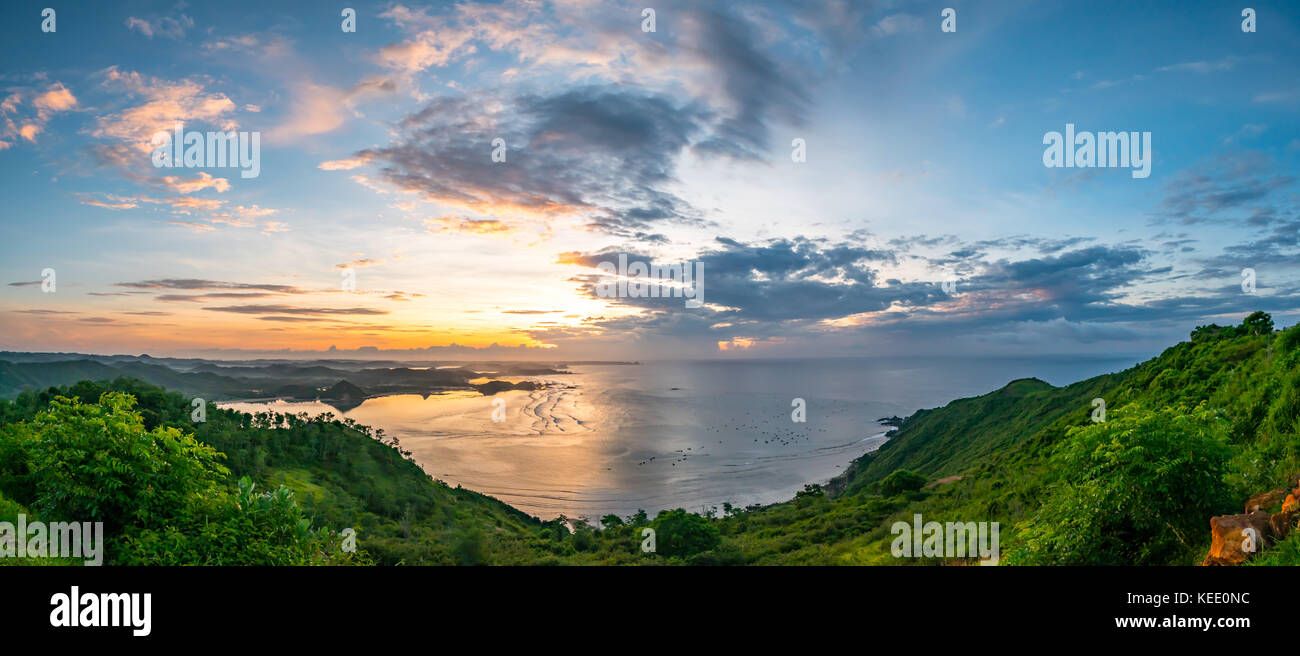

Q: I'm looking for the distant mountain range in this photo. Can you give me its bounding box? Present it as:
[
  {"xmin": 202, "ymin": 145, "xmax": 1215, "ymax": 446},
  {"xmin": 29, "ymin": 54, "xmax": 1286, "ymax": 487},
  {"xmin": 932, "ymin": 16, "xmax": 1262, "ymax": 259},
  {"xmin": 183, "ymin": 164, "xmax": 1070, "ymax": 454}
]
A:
[{"xmin": 0, "ymin": 352, "xmax": 573, "ymax": 404}]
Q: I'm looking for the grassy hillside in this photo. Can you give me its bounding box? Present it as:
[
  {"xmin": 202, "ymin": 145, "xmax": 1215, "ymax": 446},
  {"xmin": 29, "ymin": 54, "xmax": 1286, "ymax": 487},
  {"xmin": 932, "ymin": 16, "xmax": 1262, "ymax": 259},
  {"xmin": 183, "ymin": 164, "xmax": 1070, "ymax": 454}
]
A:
[
  {"xmin": 0, "ymin": 378, "xmax": 578, "ymax": 564},
  {"xmin": 2, "ymin": 311, "xmax": 1296, "ymax": 566},
  {"xmin": 711, "ymin": 311, "xmax": 1300, "ymax": 565}
]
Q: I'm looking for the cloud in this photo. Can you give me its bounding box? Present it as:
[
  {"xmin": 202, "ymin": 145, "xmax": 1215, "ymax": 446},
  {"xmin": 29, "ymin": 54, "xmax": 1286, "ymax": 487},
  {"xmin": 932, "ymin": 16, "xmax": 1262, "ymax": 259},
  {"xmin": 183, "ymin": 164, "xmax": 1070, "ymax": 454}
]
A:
[
  {"xmin": 156, "ymin": 292, "xmax": 280, "ymax": 302},
  {"xmin": 1156, "ymin": 56, "xmax": 1244, "ymax": 74},
  {"xmin": 359, "ymin": 87, "xmax": 711, "ymax": 233},
  {"xmin": 373, "ymin": 23, "xmax": 477, "ymax": 72},
  {"xmin": 0, "ymin": 81, "xmax": 78, "ymax": 145},
  {"xmin": 165, "ymin": 196, "xmax": 224, "ymax": 211},
  {"xmin": 870, "ymin": 14, "xmax": 923, "ymax": 37},
  {"xmin": 33, "ymin": 83, "xmax": 78, "ymax": 114},
  {"xmin": 209, "ymin": 204, "xmax": 278, "ymax": 227},
  {"xmin": 202, "ymin": 304, "xmax": 389, "ymax": 316},
  {"xmin": 564, "ymin": 237, "xmax": 903, "ymax": 322},
  {"xmin": 352, "ymin": 1, "xmax": 839, "ymax": 235},
  {"xmin": 268, "ymin": 77, "xmax": 397, "ymax": 142},
  {"xmin": 424, "ymin": 216, "xmax": 517, "ymax": 235},
  {"xmin": 1156, "ymin": 151, "xmax": 1295, "ymax": 225},
  {"xmin": 92, "ymin": 67, "xmax": 239, "ymax": 154},
  {"xmin": 157, "ymin": 172, "xmax": 231, "ymax": 193},
  {"xmin": 115, "ymin": 279, "xmax": 307, "ymax": 294},
  {"xmin": 550, "ymin": 233, "xmax": 1180, "ymax": 356},
  {"xmin": 1253, "ymin": 89, "xmax": 1299, "ymax": 104},
  {"xmin": 201, "ymin": 33, "xmax": 290, "ymax": 59},
  {"xmin": 76, "ymin": 193, "xmax": 281, "ymax": 233},
  {"xmin": 80, "ymin": 197, "xmax": 139, "ymax": 210},
  {"xmin": 124, "ymin": 13, "xmax": 194, "ymax": 40},
  {"xmin": 334, "ymin": 257, "xmax": 383, "ymax": 270},
  {"xmin": 168, "ymin": 220, "xmax": 215, "ymax": 232},
  {"xmin": 318, "ymin": 156, "xmax": 372, "ymax": 171}
]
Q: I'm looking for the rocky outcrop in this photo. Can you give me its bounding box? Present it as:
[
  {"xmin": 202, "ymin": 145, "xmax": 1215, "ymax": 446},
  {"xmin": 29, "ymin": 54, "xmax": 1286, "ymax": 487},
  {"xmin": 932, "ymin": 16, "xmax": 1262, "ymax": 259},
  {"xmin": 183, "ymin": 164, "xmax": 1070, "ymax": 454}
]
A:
[
  {"xmin": 1270, "ymin": 510, "xmax": 1297, "ymax": 542},
  {"xmin": 1245, "ymin": 488, "xmax": 1287, "ymax": 512},
  {"xmin": 1203, "ymin": 511, "xmax": 1272, "ymax": 566},
  {"xmin": 1204, "ymin": 477, "xmax": 1300, "ymax": 565}
]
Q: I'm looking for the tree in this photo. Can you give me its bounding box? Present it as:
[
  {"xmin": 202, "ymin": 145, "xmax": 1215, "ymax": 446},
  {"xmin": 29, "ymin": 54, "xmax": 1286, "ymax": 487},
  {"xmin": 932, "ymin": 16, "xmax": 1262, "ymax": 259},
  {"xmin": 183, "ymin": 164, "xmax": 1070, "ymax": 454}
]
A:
[
  {"xmin": 0, "ymin": 392, "xmax": 352, "ymax": 565},
  {"xmin": 1010, "ymin": 404, "xmax": 1233, "ymax": 565},
  {"xmin": 1242, "ymin": 311, "xmax": 1273, "ymax": 336},
  {"xmin": 1190, "ymin": 323, "xmax": 1226, "ymax": 343},
  {"xmin": 7, "ymin": 392, "xmax": 228, "ymax": 533},
  {"xmin": 879, "ymin": 469, "xmax": 927, "ymax": 496},
  {"xmin": 651, "ymin": 509, "xmax": 720, "ymax": 558}
]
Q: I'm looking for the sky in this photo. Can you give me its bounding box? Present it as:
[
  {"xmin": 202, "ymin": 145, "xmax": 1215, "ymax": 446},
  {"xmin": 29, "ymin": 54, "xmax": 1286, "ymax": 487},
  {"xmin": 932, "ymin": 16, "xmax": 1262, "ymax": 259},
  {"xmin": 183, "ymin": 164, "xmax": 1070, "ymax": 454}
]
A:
[{"xmin": 1, "ymin": 0, "xmax": 1298, "ymax": 360}]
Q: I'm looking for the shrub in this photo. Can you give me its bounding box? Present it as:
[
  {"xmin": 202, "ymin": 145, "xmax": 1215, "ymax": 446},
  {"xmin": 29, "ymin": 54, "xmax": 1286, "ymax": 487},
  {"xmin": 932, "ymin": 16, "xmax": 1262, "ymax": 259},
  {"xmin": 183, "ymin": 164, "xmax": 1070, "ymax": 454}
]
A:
[
  {"xmin": 1009, "ymin": 404, "xmax": 1233, "ymax": 565},
  {"xmin": 879, "ymin": 469, "xmax": 927, "ymax": 496},
  {"xmin": 651, "ymin": 509, "xmax": 720, "ymax": 559}
]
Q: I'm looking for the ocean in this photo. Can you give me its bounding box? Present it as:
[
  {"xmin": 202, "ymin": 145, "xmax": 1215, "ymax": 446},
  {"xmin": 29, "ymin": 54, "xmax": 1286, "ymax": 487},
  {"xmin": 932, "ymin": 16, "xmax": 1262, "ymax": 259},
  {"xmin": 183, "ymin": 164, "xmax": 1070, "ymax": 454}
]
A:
[{"xmin": 218, "ymin": 355, "xmax": 1144, "ymax": 521}]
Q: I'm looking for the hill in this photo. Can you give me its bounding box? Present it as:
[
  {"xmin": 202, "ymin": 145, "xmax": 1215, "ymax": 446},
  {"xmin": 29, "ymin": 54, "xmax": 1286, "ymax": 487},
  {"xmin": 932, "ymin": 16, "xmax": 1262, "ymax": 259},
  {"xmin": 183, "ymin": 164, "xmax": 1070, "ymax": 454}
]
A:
[
  {"xmin": 713, "ymin": 311, "xmax": 1300, "ymax": 565},
  {"xmin": 2, "ymin": 311, "xmax": 1297, "ymax": 566}
]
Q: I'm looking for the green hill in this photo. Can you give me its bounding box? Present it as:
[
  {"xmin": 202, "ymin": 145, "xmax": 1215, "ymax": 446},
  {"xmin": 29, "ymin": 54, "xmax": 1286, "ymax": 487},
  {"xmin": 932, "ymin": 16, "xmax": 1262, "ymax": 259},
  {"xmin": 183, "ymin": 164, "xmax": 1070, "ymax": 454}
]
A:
[
  {"xmin": 713, "ymin": 311, "xmax": 1300, "ymax": 565},
  {"xmin": 1, "ymin": 311, "xmax": 1297, "ymax": 566},
  {"xmin": 0, "ymin": 377, "xmax": 570, "ymax": 565},
  {"xmin": 0, "ymin": 359, "xmax": 251, "ymax": 399}
]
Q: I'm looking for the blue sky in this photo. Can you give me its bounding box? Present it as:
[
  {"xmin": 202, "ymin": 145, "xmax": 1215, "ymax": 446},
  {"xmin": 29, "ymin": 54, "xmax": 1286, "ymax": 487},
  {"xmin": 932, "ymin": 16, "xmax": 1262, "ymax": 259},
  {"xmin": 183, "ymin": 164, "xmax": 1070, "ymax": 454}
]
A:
[{"xmin": 1, "ymin": 0, "xmax": 1298, "ymax": 359}]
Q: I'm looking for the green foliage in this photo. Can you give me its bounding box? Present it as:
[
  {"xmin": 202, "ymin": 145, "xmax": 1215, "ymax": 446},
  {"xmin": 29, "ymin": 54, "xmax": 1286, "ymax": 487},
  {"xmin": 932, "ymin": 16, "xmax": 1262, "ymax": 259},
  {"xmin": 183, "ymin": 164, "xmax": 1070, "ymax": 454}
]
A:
[
  {"xmin": 1248, "ymin": 529, "xmax": 1300, "ymax": 566},
  {"xmin": 1243, "ymin": 311, "xmax": 1274, "ymax": 336},
  {"xmin": 1, "ymin": 310, "xmax": 1295, "ymax": 566},
  {"xmin": 879, "ymin": 470, "xmax": 926, "ymax": 496},
  {"xmin": 651, "ymin": 509, "xmax": 721, "ymax": 559},
  {"xmin": 0, "ymin": 381, "xmax": 542, "ymax": 564},
  {"xmin": 1009, "ymin": 405, "xmax": 1233, "ymax": 565},
  {"xmin": 1190, "ymin": 311, "xmax": 1274, "ymax": 343},
  {"xmin": 717, "ymin": 311, "xmax": 1300, "ymax": 566},
  {"xmin": 0, "ymin": 392, "xmax": 369, "ymax": 565},
  {"xmin": 2, "ymin": 393, "xmax": 228, "ymax": 533}
]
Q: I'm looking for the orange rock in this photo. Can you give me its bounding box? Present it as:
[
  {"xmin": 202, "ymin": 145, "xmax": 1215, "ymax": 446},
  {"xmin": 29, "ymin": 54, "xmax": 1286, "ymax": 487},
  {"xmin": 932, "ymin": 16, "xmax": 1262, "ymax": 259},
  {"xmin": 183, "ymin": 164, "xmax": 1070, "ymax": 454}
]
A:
[
  {"xmin": 1270, "ymin": 510, "xmax": 1298, "ymax": 541},
  {"xmin": 1245, "ymin": 489, "xmax": 1287, "ymax": 513},
  {"xmin": 1203, "ymin": 511, "xmax": 1271, "ymax": 566}
]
